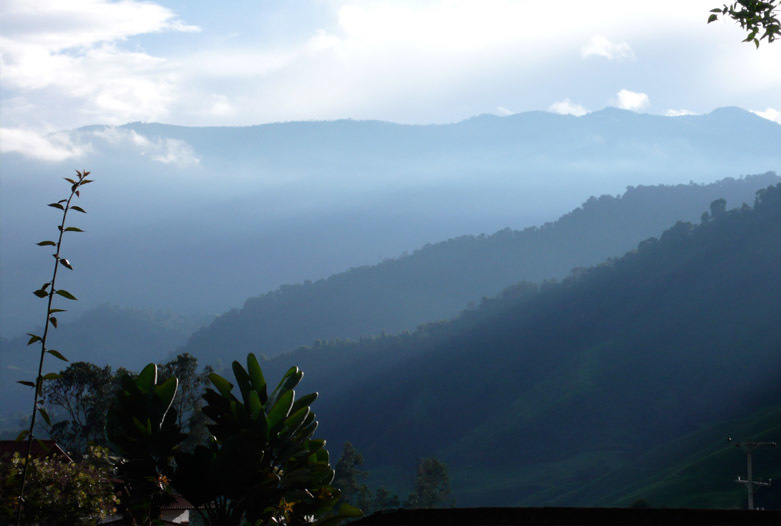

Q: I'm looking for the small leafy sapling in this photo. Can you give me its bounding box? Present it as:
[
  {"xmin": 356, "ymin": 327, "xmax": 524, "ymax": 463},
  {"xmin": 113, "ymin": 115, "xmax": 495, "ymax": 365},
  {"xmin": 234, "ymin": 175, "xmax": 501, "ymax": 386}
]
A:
[{"xmin": 15, "ymin": 169, "xmax": 94, "ymax": 525}]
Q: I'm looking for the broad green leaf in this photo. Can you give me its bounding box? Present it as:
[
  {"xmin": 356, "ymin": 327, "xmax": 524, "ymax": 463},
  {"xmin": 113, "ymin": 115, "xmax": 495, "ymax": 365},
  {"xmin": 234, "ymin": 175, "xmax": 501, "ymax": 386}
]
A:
[
  {"xmin": 247, "ymin": 353, "xmax": 267, "ymax": 401},
  {"xmin": 279, "ymin": 467, "xmax": 312, "ymax": 489},
  {"xmin": 299, "ymin": 420, "xmax": 318, "ymax": 438},
  {"xmin": 307, "ymin": 438, "xmax": 326, "ymax": 453},
  {"xmin": 47, "ymin": 350, "xmax": 68, "ymax": 361},
  {"xmin": 37, "ymin": 240, "xmax": 56, "ymax": 246},
  {"xmin": 55, "ymin": 289, "xmax": 77, "ymax": 300},
  {"xmin": 269, "ymin": 367, "xmax": 302, "ymax": 406},
  {"xmin": 249, "ymin": 389, "xmax": 262, "ymax": 421},
  {"xmin": 232, "ymin": 360, "xmax": 252, "ymax": 405},
  {"xmin": 315, "ymin": 448, "xmax": 329, "ymax": 463},
  {"xmin": 209, "ymin": 372, "xmax": 235, "ymax": 399},
  {"xmin": 267, "ymin": 389, "xmax": 294, "ymax": 430},
  {"xmin": 291, "ymin": 392, "xmax": 318, "ymax": 413},
  {"xmin": 281, "ymin": 406, "xmax": 310, "ymax": 436},
  {"xmin": 39, "ymin": 407, "xmax": 52, "ymax": 426},
  {"xmin": 132, "ymin": 416, "xmax": 152, "ymax": 436},
  {"xmin": 708, "ymin": 13, "xmax": 718, "ymax": 23},
  {"xmin": 298, "ymin": 411, "xmax": 316, "ymax": 433},
  {"xmin": 137, "ymin": 363, "xmax": 157, "ymax": 392}
]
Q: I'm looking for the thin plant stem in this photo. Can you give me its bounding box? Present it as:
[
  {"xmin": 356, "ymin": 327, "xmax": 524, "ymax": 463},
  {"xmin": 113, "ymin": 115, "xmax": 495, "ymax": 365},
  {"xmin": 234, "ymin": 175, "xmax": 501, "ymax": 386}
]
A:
[{"xmin": 16, "ymin": 172, "xmax": 89, "ymax": 525}]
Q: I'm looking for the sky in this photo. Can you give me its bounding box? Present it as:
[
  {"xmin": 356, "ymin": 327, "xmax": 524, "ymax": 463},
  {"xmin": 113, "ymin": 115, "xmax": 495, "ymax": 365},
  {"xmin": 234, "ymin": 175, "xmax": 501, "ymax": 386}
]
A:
[{"xmin": 1, "ymin": 0, "xmax": 780, "ymax": 161}]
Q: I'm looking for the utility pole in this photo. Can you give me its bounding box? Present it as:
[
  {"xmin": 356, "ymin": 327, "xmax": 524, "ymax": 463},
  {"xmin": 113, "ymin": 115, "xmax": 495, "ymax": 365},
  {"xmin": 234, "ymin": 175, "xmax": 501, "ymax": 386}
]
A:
[{"xmin": 728, "ymin": 438, "xmax": 777, "ymax": 510}]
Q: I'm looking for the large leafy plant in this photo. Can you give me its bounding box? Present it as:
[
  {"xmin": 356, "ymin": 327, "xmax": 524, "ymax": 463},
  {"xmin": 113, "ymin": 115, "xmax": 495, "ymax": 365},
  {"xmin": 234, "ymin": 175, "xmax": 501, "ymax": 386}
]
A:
[
  {"xmin": 106, "ymin": 363, "xmax": 185, "ymax": 524},
  {"xmin": 174, "ymin": 353, "xmax": 360, "ymax": 525}
]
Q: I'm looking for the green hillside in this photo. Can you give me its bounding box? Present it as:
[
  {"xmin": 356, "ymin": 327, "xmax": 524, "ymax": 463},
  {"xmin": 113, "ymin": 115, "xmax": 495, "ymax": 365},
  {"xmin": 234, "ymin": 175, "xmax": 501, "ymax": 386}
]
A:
[
  {"xmin": 562, "ymin": 402, "xmax": 781, "ymax": 509},
  {"xmin": 181, "ymin": 173, "xmax": 779, "ymax": 362},
  {"xmin": 256, "ymin": 183, "xmax": 781, "ymax": 507}
]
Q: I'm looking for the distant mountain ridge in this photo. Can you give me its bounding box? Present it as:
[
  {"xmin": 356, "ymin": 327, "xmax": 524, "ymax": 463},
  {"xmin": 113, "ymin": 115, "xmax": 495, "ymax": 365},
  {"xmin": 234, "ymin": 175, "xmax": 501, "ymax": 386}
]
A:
[
  {"xmin": 3, "ymin": 107, "xmax": 780, "ymax": 339},
  {"xmin": 179, "ymin": 173, "xmax": 780, "ymax": 362}
]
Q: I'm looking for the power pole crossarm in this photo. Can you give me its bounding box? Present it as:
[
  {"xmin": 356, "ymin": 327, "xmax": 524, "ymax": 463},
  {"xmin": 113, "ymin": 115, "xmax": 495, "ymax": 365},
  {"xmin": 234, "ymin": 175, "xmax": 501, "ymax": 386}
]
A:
[{"xmin": 728, "ymin": 438, "xmax": 777, "ymax": 510}]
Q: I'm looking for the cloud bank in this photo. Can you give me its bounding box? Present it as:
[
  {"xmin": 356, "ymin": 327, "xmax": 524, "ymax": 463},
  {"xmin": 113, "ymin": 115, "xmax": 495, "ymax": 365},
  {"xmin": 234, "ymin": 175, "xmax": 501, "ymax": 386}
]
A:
[
  {"xmin": 0, "ymin": 1, "xmax": 778, "ymax": 132},
  {"xmin": 581, "ymin": 35, "xmax": 635, "ymax": 60},
  {"xmin": 548, "ymin": 99, "xmax": 589, "ymax": 116},
  {"xmin": 616, "ymin": 89, "xmax": 650, "ymax": 112}
]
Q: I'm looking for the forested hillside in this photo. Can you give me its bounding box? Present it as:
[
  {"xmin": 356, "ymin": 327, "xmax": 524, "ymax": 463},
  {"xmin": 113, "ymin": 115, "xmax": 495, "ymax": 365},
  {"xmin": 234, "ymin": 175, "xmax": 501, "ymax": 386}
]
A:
[
  {"xmin": 256, "ymin": 183, "xmax": 781, "ymax": 507},
  {"xmin": 181, "ymin": 173, "xmax": 779, "ymax": 362}
]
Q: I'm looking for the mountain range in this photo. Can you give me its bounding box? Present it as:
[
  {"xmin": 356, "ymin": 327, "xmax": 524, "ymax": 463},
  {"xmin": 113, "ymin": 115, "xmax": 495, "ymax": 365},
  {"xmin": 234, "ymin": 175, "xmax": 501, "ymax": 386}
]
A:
[
  {"xmin": 1, "ymin": 108, "xmax": 780, "ymax": 508},
  {"xmin": 177, "ymin": 173, "xmax": 779, "ymax": 362},
  {"xmin": 2, "ymin": 107, "xmax": 780, "ymax": 339}
]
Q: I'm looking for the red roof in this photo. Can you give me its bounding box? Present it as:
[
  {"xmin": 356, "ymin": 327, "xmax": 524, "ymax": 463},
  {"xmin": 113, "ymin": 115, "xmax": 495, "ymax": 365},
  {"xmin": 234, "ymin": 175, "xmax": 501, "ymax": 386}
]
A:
[{"xmin": 0, "ymin": 440, "xmax": 73, "ymax": 463}]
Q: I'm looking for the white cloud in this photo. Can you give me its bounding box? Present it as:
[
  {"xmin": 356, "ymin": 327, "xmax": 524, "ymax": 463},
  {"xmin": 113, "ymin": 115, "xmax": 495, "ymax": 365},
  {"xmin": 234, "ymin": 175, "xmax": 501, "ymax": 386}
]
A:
[
  {"xmin": 89, "ymin": 127, "xmax": 200, "ymax": 166},
  {"xmin": 665, "ymin": 109, "xmax": 696, "ymax": 117},
  {"xmin": 91, "ymin": 126, "xmax": 151, "ymax": 147},
  {"xmin": 0, "ymin": 1, "xmax": 778, "ymax": 129},
  {"xmin": 615, "ymin": 89, "xmax": 650, "ymax": 112},
  {"xmin": 581, "ymin": 35, "xmax": 635, "ymax": 60},
  {"xmin": 151, "ymin": 139, "xmax": 200, "ymax": 166},
  {"xmin": 0, "ymin": 125, "xmax": 200, "ymax": 166},
  {"xmin": 208, "ymin": 95, "xmax": 236, "ymax": 117},
  {"xmin": 0, "ymin": 0, "xmax": 197, "ymax": 127},
  {"xmin": 0, "ymin": 128, "xmax": 88, "ymax": 161},
  {"xmin": 495, "ymin": 106, "xmax": 513, "ymax": 116},
  {"xmin": 752, "ymin": 107, "xmax": 781, "ymax": 124},
  {"xmin": 548, "ymin": 98, "xmax": 589, "ymax": 116},
  {"xmin": 1, "ymin": 0, "xmax": 197, "ymax": 51}
]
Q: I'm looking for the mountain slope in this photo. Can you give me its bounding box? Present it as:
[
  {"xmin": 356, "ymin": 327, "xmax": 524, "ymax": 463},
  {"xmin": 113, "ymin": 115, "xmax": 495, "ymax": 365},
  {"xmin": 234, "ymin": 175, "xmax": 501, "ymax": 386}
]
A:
[
  {"xmin": 3, "ymin": 108, "xmax": 780, "ymax": 338},
  {"xmin": 255, "ymin": 183, "xmax": 781, "ymax": 507},
  {"xmin": 180, "ymin": 173, "xmax": 779, "ymax": 361},
  {"xmin": 562, "ymin": 401, "xmax": 781, "ymax": 509}
]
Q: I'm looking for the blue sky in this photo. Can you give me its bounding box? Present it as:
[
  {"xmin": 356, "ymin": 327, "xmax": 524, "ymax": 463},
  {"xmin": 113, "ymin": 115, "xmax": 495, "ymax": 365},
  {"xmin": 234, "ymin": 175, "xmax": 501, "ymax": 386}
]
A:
[{"xmin": 1, "ymin": 0, "xmax": 780, "ymax": 160}]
